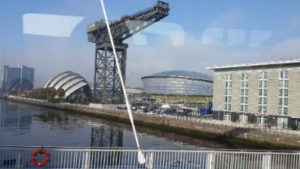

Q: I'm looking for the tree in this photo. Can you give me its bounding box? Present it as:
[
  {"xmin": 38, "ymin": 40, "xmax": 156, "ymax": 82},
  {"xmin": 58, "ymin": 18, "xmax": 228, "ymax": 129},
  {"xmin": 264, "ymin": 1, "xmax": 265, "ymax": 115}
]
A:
[
  {"xmin": 46, "ymin": 88, "xmax": 57, "ymax": 99},
  {"xmin": 56, "ymin": 89, "xmax": 65, "ymax": 100}
]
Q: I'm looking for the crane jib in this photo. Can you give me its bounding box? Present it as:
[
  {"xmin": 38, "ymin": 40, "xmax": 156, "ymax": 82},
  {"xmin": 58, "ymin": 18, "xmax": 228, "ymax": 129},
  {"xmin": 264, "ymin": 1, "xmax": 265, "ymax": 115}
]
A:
[{"xmin": 87, "ymin": 1, "xmax": 170, "ymax": 43}]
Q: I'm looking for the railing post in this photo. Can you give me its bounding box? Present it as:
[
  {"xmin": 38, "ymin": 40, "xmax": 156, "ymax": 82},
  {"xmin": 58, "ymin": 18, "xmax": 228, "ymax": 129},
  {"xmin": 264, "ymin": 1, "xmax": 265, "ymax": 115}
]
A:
[
  {"xmin": 83, "ymin": 151, "xmax": 90, "ymax": 169},
  {"xmin": 206, "ymin": 152, "xmax": 215, "ymax": 169},
  {"xmin": 262, "ymin": 153, "xmax": 271, "ymax": 169},
  {"xmin": 145, "ymin": 152, "xmax": 154, "ymax": 169},
  {"xmin": 16, "ymin": 150, "xmax": 22, "ymax": 169}
]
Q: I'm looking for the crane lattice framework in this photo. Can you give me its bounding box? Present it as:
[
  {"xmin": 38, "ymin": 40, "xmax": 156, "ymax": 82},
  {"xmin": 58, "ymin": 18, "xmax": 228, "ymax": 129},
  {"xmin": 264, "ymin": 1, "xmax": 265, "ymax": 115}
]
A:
[{"xmin": 88, "ymin": 1, "xmax": 170, "ymax": 104}]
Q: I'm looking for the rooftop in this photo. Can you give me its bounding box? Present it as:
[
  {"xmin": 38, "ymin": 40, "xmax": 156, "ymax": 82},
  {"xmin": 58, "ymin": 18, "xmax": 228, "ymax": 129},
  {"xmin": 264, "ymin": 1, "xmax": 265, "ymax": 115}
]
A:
[
  {"xmin": 142, "ymin": 70, "xmax": 213, "ymax": 82},
  {"xmin": 207, "ymin": 59, "xmax": 300, "ymax": 71}
]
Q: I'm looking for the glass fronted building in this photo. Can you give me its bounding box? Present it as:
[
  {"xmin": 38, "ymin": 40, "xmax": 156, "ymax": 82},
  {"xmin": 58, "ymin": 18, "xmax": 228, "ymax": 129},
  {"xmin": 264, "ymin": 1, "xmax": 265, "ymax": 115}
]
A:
[
  {"xmin": 141, "ymin": 71, "xmax": 213, "ymax": 96},
  {"xmin": 1, "ymin": 65, "xmax": 34, "ymax": 96}
]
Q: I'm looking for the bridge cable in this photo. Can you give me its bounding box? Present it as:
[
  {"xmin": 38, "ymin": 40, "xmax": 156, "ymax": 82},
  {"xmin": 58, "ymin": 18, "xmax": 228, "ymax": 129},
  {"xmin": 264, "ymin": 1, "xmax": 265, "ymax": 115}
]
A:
[{"xmin": 99, "ymin": 0, "xmax": 146, "ymax": 164}]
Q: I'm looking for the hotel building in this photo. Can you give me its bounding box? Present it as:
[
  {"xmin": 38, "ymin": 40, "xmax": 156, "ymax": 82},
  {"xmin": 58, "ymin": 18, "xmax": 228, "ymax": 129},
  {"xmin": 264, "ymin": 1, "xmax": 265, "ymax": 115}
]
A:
[{"xmin": 209, "ymin": 60, "xmax": 300, "ymax": 129}]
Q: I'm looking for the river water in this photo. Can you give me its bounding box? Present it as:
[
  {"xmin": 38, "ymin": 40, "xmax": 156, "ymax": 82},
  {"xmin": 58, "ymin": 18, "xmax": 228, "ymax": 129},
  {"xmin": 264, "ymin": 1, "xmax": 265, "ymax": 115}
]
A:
[{"xmin": 0, "ymin": 100, "xmax": 235, "ymax": 149}]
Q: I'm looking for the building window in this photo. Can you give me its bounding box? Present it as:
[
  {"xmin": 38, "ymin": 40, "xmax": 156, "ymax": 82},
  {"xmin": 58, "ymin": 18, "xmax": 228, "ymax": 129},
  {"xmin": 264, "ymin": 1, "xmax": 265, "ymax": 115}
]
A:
[
  {"xmin": 278, "ymin": 70, "xmax": 288, "ymax": 115},
  {"xmin": 258, "ymin": 71, "xmax": 267, "ymax": 114},
  {"xmin": 277, "ymin": 117, "xmax": 288, "ymax": 129},
  {"xmin": 239, "ymin": 114, "xmax": 248, "ymax": 123},
  {"xmin": 257, "ymin": 116, "xmax": 267, "ymax": 125},
  {"xmin": 224, "ymin": 73, "xmax": 232, "ymax": 111},
  {"xmin": 224, "ymin": 112, "xmax": 232, "ymax": 121},
  {"xmin": 240, "ymin": 73, "xmax": 249, "ymax": 113}
]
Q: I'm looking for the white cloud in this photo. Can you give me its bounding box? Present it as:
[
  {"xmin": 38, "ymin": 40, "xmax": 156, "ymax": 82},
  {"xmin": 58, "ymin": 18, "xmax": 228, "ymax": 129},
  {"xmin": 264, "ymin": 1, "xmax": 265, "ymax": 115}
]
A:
[
  {"xmin": 202, "ymin": 28, "xmax": 224, "ymax": 45},
  {"xmin": 4, "ymin": 7, "xmax": 300, "ymax": 89},
  {"xmin": 268, "ymin": 38, "xmax": 300, "ymax": 60},
  {"xmin": 131, "ymin": 22, "xmax": 186, "ymax": 46},
  {"xmin": 0, "ymin": 39, "xmax": 94, "ymax": 88},
  {"xmin": 126, "ymin": 38, "xmax": 300, "ymax": 88},
  {"xmin": 228, "ymin": 29, "xmax": 247, "ymax": 47},
  {"xmin": 3, "ymin": 32, "xmax": 300, "ymax": 89},
  {"xmin": 249, "ymin": 30, "xmax": 272, "ymax": 48},
  {"xmin": 126, "ymin": 35, "xmax": 267, "ymax": 87}
]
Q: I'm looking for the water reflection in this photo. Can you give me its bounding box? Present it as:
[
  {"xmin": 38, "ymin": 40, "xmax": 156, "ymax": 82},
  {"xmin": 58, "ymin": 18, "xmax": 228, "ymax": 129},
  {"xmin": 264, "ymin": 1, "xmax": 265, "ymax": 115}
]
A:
[
  {"xmin": 91, "ymin": 127, "xmax": 123, "ymax": 147},
  {"xmin": 90, "ymin": 127, "xmax": 124, "ymax": 166},
  {"xmin": 34, "ymin": 111, "xmax": 84, "ymax": 134},
  {"xmin": 0, "ymin": 101, "xmax": 32, "ymax": 135},
  {"xmin": 34, "ymin": 111, "xmax": 125, "ymax": 147},
  {"xmin": 0, "ymin": 100, "xmax": 227, "ymax": 149}
]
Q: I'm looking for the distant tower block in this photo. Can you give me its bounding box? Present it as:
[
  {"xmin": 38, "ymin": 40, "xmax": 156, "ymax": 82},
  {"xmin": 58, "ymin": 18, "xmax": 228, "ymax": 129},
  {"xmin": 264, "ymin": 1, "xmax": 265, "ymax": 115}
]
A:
[{"xmin": 88, "ymin": 1, "xmax": 170, "ymax": 104}]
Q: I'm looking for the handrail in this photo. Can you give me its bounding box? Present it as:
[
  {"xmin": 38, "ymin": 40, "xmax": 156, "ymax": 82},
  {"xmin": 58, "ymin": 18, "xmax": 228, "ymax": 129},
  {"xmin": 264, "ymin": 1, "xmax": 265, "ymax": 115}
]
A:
[
  {"xmin": 0, "ymin": 146, "xmax": 299, "ymax": 153},
  {"xmin": 1, "ymin": 146, "xmax": 300, "ymax": 169}
]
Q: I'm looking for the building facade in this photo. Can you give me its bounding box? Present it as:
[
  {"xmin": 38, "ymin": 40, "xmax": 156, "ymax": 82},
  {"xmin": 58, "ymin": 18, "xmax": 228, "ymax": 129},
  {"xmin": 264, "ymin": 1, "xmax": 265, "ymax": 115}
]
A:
[
  {"xmin": 1, "ymin": 65, "xmax": 34, "ymax": 96},
  {"xmin": 141, "ymin": 70, "xmax": 213, "ymax": 96},
  {"xmin": 209, "ymin": 60, "xmax": 300, "ymax": 129}
]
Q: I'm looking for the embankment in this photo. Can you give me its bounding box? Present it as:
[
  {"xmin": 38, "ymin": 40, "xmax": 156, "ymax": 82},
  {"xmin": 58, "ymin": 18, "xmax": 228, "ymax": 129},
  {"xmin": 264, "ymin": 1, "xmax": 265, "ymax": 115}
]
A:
[{"xmin": 7, "ymin": 96, "xmax": 300, "ymax": 149}]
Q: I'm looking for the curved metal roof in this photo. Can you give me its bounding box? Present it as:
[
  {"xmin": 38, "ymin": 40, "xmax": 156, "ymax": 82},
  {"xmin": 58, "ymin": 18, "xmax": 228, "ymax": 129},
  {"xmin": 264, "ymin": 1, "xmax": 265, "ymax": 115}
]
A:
[
  {"xmin": 44, "ymin": 71, "xmax": 91, "ymax": 98},
  {"xmin": 142, "ymin": 70, "xmax": 213, "ymax": 82}
]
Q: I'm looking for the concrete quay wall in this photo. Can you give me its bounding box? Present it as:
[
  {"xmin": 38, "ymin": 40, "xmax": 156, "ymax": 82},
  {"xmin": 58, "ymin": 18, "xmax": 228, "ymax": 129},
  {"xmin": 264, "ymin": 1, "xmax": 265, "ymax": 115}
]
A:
[{"xmin": 7, "ymin": 96, "xmax": 300, "ymax": 149}]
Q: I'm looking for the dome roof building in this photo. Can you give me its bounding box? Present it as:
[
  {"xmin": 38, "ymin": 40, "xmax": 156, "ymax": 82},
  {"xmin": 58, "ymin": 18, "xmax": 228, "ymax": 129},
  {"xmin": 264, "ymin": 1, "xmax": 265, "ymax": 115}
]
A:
[
  {"xmin": 44, "ymin": 71, "xmax": 92, "ymax": 99},
  {"xmin": 141, "ymin": 70, "xmax": 213, "ymax": 96}
]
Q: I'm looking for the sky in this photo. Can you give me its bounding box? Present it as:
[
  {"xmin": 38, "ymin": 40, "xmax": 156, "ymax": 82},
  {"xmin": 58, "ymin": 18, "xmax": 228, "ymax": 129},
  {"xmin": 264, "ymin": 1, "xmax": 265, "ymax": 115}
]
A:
[{"xmin": 1, "ymin": 0, "xmax": 300, "ymax": 88}]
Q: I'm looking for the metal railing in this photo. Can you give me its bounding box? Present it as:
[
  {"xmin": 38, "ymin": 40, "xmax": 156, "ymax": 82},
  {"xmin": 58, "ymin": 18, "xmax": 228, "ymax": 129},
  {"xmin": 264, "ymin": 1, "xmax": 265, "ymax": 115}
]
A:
[{"xmin": 0, "ymin": 146, "xmax": 299, "ymax": 169}]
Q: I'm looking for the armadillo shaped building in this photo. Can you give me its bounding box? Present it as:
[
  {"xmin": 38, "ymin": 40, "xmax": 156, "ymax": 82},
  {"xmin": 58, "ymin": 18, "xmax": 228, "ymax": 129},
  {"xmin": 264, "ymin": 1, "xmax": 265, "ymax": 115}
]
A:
[{"xmin": 44, "ymin": 71, "xmax": 92, "ymax": 99}]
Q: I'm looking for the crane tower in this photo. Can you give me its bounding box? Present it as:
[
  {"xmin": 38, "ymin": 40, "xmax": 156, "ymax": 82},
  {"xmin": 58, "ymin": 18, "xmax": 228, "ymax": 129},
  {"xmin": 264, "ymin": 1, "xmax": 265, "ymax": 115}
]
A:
[{"xmin": 87, "ymin": 1, "xmax": 170, "ymax": 103}]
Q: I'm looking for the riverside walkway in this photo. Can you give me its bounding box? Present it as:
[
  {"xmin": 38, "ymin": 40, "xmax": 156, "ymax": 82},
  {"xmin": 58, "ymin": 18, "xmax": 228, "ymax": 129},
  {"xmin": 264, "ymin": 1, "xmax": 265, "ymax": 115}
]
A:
[
  {"xmin": 7, "ymin": 96, "xmax": 300, "ymax": 148},
  {"xmin": 8, "ymin": 96, "xmax": 300, "ymax": 136}
]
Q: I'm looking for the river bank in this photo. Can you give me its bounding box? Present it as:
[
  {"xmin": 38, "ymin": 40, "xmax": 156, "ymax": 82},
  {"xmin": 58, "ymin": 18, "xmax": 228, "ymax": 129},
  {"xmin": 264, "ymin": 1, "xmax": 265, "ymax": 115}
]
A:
[{"xmin": 6, "ymin": 96, "xmax": 300, "ymax": 150}]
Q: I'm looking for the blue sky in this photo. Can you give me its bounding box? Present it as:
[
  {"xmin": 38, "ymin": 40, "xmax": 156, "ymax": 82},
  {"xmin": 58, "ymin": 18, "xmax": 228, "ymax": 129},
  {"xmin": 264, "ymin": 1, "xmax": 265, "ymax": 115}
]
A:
[{"xmin": 1, "ymin": 0, "xmax": 300, "ymax": 87}]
